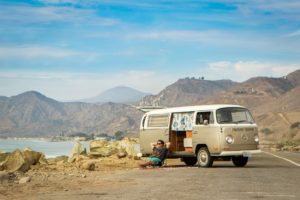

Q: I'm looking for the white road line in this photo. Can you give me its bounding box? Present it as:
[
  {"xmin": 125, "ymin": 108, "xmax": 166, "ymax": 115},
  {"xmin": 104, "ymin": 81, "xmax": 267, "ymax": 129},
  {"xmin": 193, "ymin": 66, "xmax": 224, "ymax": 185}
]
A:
[
  {"xmin": 263, "ymin": 151, "xmax": 300, "ymax": 167},
  {"xmin": 243, "ymin": 192, "xmax": 296, "ymax": 198}
]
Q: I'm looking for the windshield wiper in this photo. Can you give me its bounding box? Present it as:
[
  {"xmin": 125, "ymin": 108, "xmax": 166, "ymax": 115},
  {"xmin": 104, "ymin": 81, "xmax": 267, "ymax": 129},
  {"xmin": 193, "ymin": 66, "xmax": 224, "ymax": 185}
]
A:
[{"xmin": 235, "ymin": 120, "xmax": 253, "ymax": 124}]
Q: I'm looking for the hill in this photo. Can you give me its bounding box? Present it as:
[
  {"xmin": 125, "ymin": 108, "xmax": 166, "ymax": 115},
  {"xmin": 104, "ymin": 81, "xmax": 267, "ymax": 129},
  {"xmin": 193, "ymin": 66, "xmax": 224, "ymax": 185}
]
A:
[
  {"xmin": 81, "ymin": 86, "xmax": 150, "ymax": 104},
  {"xmin": 201, "ymin": 75, "xmax": 294, "ymax": 110},
  {"xmin": 286, "ymin": 69, "xmax": 300, "ymax": 87},
  {"xmin": 138, "ymin": 78, "xmax": 236, "ymax": 107},
  {"xmin": 0, "ymin": 91, "xmax": 143, "ymax": 137}
]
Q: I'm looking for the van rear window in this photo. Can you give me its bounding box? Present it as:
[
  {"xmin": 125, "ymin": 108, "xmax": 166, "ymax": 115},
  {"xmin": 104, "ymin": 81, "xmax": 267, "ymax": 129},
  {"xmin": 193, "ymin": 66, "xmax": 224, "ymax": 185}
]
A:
[{"xmin": 147, "ymin": 115, "xmax": 169, "ymax": 127}]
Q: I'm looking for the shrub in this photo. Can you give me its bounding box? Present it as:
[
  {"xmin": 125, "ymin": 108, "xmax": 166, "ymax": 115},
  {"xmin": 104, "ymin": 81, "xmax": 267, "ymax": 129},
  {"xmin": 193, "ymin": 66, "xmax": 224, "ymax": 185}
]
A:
[
  {"xmin": 114, "ymin": 131, "xmax": 125, "ymax": 140},
  {"xmin": 290, "ymin": 122, "xmax": 300, "ymax": 129},
  {"xmin": 288, "ymin": 130, "xmax": 297, "ymax": 139},
  {"xmin": 284, "ymin": 140, "xmax": 299, "ymax": 147},
  {"xmin": 275, "ymin": 142, "xmax": 284, "ymax": 149},
  {"xmin": 261, "ymin": 128, "xmax": 273, "ymax": 136}
]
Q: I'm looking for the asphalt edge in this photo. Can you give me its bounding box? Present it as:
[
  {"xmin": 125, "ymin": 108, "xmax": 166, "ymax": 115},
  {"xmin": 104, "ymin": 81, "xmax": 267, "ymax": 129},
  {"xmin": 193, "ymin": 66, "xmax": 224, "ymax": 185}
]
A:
[{"xmin": 263, "ymin": 151, "xmax": 300, "ymax": 167}]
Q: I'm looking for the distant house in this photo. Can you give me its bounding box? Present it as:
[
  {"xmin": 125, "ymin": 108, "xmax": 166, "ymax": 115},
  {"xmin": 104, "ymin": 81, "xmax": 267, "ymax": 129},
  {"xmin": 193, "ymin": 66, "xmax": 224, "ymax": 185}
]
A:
[
  {"xmin": 94, "ymin": 136, "xmax": 114, "ymax": 141},
  {"xmin": 74, "ymin": 136, "xmax": 86, "ymax": 141}
]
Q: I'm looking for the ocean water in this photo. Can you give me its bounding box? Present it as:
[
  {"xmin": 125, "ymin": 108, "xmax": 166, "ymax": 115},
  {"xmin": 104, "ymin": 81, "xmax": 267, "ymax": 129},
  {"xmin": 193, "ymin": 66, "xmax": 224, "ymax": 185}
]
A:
[{"xmin": 0, "ymin": 139, "xmax": 90, "ymax": 158}]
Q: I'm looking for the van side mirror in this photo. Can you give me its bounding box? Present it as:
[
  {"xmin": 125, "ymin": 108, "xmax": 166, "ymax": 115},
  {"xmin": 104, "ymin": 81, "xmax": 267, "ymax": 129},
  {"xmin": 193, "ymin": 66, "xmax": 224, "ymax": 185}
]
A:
[{"xmin": 203, "ymin": 120, "xmax": 209, "ymax": 125}]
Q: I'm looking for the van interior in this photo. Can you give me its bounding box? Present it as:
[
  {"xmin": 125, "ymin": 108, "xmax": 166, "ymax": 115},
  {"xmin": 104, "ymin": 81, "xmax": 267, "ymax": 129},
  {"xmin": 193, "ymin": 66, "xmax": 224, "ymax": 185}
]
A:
[
  {"xmin": 169, "ymin": 112, "xmax": 213, "ymax": 152},
  {"xmin": 169, "ymin": 112, "xmax": 194, "ymax": 152},
  {"xmin": 169, "ymin": 130, "xmax": 193, "ymax": 152}
]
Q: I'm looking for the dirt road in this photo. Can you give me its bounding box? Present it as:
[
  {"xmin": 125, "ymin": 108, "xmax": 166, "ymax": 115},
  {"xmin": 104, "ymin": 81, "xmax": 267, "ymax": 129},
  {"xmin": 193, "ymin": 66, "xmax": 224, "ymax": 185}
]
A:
[{"xmin": 1, "ymin": 151, "xmax": 299, "ymax": 200}]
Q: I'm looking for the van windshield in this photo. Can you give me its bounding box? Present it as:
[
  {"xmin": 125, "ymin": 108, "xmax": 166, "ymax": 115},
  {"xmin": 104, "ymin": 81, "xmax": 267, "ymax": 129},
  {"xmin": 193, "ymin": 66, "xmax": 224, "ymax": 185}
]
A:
[{"xmin": 216, "ymin": 107, "xmax": 254, "ymax": 124}]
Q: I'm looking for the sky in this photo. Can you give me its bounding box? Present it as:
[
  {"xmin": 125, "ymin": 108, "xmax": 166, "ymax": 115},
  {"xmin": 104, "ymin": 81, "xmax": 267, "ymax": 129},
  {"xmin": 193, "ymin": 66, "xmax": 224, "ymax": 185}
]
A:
[{"xmin": 0, "ymin": 0, "xmax": 300, "ymax": 101}]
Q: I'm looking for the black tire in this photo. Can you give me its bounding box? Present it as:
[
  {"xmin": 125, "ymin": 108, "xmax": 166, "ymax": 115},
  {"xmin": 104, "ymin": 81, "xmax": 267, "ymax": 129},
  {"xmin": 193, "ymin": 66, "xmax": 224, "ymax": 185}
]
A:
[
  {"xmin": 182, "ymin": 157, "xmax": 197, "ymax": 166},
  {"xmin": 232, "ymin": 156, "xmax": 248, "ymax": 167},
  {"xmin": 197, "ymin": 147, "xmax": 213, "ymax": 167}
]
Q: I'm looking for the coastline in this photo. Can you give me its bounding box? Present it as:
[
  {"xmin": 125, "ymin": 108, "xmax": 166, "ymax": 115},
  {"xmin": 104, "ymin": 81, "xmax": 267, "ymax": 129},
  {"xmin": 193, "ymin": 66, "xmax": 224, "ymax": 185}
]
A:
[{"xmin": 0, "ymin": 138, "xmax": 90, "ymax": 158}]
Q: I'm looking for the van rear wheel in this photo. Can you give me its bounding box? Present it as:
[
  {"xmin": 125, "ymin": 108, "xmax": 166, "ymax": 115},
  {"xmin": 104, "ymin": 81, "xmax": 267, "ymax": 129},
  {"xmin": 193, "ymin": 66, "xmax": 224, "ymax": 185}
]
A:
[
  {"xmin": 182, "ymin": 157, "xmax": 197, "ymax": 166},
  {"xmin": 197, "ymin": 147, "xmax": 213, "ymax": 167},
  {"xmin": 232, "ymin": 156, "xmax": 248, "ymax": 167}
]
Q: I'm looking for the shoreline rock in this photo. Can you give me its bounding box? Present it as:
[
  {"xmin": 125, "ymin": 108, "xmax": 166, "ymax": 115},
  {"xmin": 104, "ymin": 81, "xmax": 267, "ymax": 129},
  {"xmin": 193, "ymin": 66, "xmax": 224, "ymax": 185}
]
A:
[
  {"xmin": 0, "ymin": 148, "xmax": 47, "ymax": 173},
  {"xmin": 19, "ymin": 176, "xmax": 31, "ymax": 184},
  {"xmin": 68, "ymin": 141, "xmax": 86, "ymax": 162}
]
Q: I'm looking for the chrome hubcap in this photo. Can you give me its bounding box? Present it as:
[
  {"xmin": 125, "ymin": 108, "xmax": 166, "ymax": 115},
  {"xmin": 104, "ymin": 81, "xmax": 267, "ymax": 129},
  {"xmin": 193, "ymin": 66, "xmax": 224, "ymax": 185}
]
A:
[{"xmin": 200, "ymin": 151, "xmax": 207, "ymax": 163}]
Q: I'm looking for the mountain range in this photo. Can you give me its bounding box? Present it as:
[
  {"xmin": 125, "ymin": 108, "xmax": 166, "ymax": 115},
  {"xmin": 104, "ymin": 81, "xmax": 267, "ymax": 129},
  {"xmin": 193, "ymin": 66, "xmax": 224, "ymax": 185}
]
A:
[
  {"xmin": 138, "ymin": 79, "xmax": 236, "ymax": 107},
  {"xmin": 0, "ymin": 91, "xmax": 143, "ymax": 137},
  {"xmin": 0, "ymin": 69, "xmax": 299, "ymax": 142},
  {"xmin": 79, "ymin": 86, "xmax": 150, "ymax": 104}
]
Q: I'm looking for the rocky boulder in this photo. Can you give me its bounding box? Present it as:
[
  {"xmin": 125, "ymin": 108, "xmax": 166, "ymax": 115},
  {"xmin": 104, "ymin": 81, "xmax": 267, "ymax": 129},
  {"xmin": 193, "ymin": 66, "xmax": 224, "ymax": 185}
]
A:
[
  {"xmin": 0, "ymin": 149, "xmax": 46, "ymax": 173},
  {"xmin": 19, "ymin": 176, "xmax": 31, "ymax": 184},
  {"xmin": 1, "ymin": 149, "xmax": 30, "ymax": 172},
  {"xmin": 119, "ymin": 137, "xmax": 140, "ymax": 158},
  {"xmin": 0, "ymin": 152, "xmax": 10, "ymax": 170},
  {"xmin": 53, "ymin": 155, "xmax": 69, "ymax": 163},
  {"xmin": 89, "ymin": 140, "xmax": 119, "ymax": 157},
  {"xmin": 80, "ymin": 161, "xmax": 95, "ymax": 171},
  {"xmin": 0, "ymin": 171, "xmax": 10, "ymax": 184},
  {"xmin": 89, "ymin": 138, "xmax": 140, "ymax": 158},
  {"xmin": 23, "ymin": 147, "xmax": 43, "ymax": 166},
  {"xmin": 117, "ymin": 152, "xmax": 127, "ymax": 159},
  {"xmin": 68, "ymin": 141, "xmax": 87, "ymax": 162},
  {"xmin": 0, "ymin": 152, "xmax": 10, "ymax": 163}
]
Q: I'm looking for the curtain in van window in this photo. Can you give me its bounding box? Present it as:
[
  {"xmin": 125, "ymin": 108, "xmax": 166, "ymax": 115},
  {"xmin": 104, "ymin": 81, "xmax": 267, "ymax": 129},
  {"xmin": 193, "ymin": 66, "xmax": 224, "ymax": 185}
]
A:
[{"xmin": 172, "ymin": 112, "xmax": 194, "ymax": 131}]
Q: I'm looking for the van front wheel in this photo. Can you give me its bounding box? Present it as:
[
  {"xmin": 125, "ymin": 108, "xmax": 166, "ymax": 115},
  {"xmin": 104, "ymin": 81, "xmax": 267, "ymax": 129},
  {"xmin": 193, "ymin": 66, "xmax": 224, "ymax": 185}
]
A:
[
  {"xmin": 232, "ymin": 156, "xmax": 248, "ymax": 167},
  {"xmin": 182, "ymin": 157, "xmax": 197, "ymax": 166},
  {"xmin": 197, "ymin": 147, "xmax": 213, "ymax": 167}
]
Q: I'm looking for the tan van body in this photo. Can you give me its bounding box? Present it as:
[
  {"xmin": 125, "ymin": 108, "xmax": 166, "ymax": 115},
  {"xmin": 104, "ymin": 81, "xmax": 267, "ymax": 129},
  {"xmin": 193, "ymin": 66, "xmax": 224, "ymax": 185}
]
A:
[{"xmin": 139, "ymin": 104, "xmax": 261, "ymax": 167}]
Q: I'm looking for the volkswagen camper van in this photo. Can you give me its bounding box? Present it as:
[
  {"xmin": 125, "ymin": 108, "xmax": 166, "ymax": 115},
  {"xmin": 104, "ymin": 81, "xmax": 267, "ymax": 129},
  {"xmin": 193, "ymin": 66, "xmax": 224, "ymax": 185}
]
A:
[{"xmin": 139, "ymin": 104, "xmax": 261, "ymax": 167}]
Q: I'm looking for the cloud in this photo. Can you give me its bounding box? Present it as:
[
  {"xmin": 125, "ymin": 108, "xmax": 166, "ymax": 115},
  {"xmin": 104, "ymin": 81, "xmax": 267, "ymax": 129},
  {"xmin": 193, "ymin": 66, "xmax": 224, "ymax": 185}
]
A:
[
  {"xmin": 0, "ymin": 46, "xmax": 82, "ymax": 59},
  {"xmin": 0, "ymin": 4, "xmax": 118, "ymax": 26},
  {"xmin": 234, "ymin": 61, "xmax": 271, "ymax": 75},
  {"xmin": 39, "ymin": 0, "xmax": 300, "ymax": 13},
  {"xmin": 126, "ymin": 30, "xmax": 216, "ymax": 41},
  {"xmin": 255, "ymin": 0, "xmax": 300, "ymax": 12},
  {"xmin": 123, "ymin": 29, "xmax": 287, "ymax": 53},
  {"xmin": 272, "ymin": 65, "xmax": 300, "ymax": 77},
  {"xmin": 204, "ymin": 61, "xmax": 300, "ymax": 81},
  {"xmin": 0, "ymin": 71, "xmax": 75, "ymax": 80},
  {"xmin": 0, "ymin": 70, "xmax": 177, "ymax": 101},
  {"xmin": 213, "ymin": 0, "xmax": 300, "ymax": 14},
  {"xmin": 207, "ymin": 61, "xmax": 232, "ymax": 71},
  {"xmin": 40, "ymin": 0, "xmax": 77, "ymax": 4},
  {"xmin": 39, "ymin": 0, "xmax": 175, "ymax": 9},
  {"xmin": 283, "ymin": 29, "xmax": 300, "ymax": 38},
  {"xmin": 0, "ymin": 63, "xmax": 298, "ymax": 101}
]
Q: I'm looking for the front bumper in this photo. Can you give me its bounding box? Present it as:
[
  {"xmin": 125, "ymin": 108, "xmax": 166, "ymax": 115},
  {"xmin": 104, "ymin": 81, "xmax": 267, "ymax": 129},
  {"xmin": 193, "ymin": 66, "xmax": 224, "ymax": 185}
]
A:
[{"xmin": 218, "ymin": 149, "xmax": 261, "ymax": 156}]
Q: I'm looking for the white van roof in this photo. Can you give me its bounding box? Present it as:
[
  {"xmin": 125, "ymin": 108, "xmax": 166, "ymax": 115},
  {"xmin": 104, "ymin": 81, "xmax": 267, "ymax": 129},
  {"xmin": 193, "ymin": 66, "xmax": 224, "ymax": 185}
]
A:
[{"xmin": 146, "ymin": 104, "xmax": 246, "ymax": 115}]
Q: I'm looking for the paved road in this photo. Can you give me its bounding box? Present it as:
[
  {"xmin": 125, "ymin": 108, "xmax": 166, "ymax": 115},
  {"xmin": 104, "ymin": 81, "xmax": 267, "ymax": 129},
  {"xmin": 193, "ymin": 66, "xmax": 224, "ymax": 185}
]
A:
[{"xmin": 42, "ymin": 151, "xmax": 300, "ymax": 200}]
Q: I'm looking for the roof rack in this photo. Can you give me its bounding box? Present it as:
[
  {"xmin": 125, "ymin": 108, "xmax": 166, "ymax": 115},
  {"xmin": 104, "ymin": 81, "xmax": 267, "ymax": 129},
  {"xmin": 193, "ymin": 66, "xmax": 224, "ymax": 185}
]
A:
[{"xmin": 135, "ymin": 106, "xmax": 166, "ymax": 113}]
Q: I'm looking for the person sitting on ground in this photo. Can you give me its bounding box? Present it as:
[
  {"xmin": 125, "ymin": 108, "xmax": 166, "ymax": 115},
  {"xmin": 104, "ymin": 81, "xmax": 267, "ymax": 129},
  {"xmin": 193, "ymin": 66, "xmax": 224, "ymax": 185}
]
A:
[{"xmin": 139, "ymin": 139, "xmax": 170, "ymax": 168}]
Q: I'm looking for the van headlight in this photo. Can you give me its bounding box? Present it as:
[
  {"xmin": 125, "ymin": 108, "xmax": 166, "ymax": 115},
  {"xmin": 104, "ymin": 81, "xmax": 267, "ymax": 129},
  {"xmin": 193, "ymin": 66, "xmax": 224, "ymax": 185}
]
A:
[
  {"xmin": 225, "ymin": 135, "xmax": 234, "ymax": 144},
  {"xmin": 254, "ymin": 135, "xmax": 259, "ymax": 143}
]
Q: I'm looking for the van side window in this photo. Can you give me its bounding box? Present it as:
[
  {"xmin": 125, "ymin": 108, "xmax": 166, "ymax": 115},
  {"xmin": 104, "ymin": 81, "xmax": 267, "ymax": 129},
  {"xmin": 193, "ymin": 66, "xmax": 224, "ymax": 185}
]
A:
[
  {"xmin": 196, "ymin": 112, "xmax": 214, "ymax": 125},
  {"xmin": 147, "ymin": 114, "xmax": 169, "ymax": 127}
]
